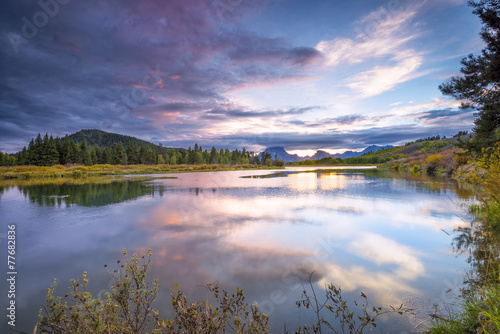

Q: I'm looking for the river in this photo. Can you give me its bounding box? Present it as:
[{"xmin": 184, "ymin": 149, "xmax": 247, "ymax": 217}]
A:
[{"xmin": 0, "ymin": 167, "xmax": 476, "ymax": 333}]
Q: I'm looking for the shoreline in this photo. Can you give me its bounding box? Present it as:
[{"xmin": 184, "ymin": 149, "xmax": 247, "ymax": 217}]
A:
[{"xmin": 0, "ymin": 163, "xmax": 284, "ymax": 180}]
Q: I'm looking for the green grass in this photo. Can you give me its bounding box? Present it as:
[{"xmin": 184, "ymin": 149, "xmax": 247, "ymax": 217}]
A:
[{"xmin": 0, "ymin": 163, "xmax": 282, "ymax": 180}]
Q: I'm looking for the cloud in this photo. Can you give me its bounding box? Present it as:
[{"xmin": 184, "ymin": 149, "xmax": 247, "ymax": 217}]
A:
[
  {"xmin": 315, "ymin": 5, "xmax": 424, "ymax": 97},
  {"xmin": 411, "ymin": 108, "xmax": 475, "ymax": 121},
  {"xmin": 160, "ymin": 123, "xmax": 470, "ymax": 152},
  {"xmin": 203, "ymin": 106, "xmax": 320, "ymax": 120},
  {"xmin": 346, "ymin": 55, "xmax": 424, "ymax": 97},
  {"xmin": 350, "ymin": 233, "xmax": 424, "ymax": 280},
  {"xmin": 393, "ymin": 98, "xmax": 465, "ymax": 115},
  {"xmin": 0, "ymin": 0, "xmax": 320, "ymax": 152},
  {"xmin": 287, "ymin": 114, "xmax": 370, "ymax": 127},
  {"xmin": 228, "ymin": 32, "xmax": 321, "ymax": 66},
  {"xmin": 316, "ymin": 8, "xmax": 419, "ymax": 66}
]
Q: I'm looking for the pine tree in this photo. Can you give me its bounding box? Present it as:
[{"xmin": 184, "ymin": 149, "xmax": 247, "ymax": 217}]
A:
[
  {"xmin": 27, "ymin": 135, "xmax": 37, "ymax": 165},
  {"xmin": 439, "ymin": 0, "xmax": 500, "ymax": 152},
  {"xmin": 67, "ymin": 139, "xmax": 80, "ymax": 164},
  {"xmin": 112, "ymin": 142, "xmax": 127, "ymax": 165},
  {"xmin": 33, "ymin": 133, "xmax": 43, "ymax": 166},
  {"xmin": 17, "ymin": 147, "xmax": 28, "ymax": 165},
  {"xmin": 90, "ymin": 146, "xmax": 100, "ymax": 165},
  {"xmin": 101, "ymin": 147, "xmax": 111, "ymax": 164},
  {"xmin": 59, "ymin": 136, "xmax": 72, "ymax": 165},
  {"xmin": 140, "ymin": 145, "xmax": 156, "ymax": 165},
  {"xmin": 126, "ymin": 142, "xmax": 139, "ymax": 165},
  {"xmin": 79, "ymin": 139, "xmax": 92, "ymax": 166},
  {"xmin": 55, "ymin": 138, "xmax": 66, "ymax": 165},
  {"xmin": 210, "ymin": 146, "xmax": 218, "ymax": 164},
  {"xmin": 42, "ymin": 135, "xmax": 59, "ymax": 166}
]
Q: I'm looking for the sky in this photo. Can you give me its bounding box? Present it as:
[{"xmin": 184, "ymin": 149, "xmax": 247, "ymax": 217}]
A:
[{"xmin": 0, "ymin": 0, "xmax": 483, "ymax": 155}]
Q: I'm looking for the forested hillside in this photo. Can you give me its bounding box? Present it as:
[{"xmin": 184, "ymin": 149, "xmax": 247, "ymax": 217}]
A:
[
  {"xmin": 0, "ymin": 131, "xmax": 258, "ymax": 167},
  {"xmin": 69, "ymin": 129, "xmax": 154, "ymax": 148}
]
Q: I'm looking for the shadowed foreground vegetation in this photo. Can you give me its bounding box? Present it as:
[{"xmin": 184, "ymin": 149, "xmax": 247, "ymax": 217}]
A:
[
  {"xmin": 32, "ymin": 249, "xmax": 410, "ymax": 334},
  {"xmin": 426, "ymin": 144, "xmax": 500, "ymax": 333}
]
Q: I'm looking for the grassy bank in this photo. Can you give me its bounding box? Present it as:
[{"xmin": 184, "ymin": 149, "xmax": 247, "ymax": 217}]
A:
[
  {"xmin": 426, "ymin": 145, "xmax": 500, "ymax": 333},
  {"xmin": 0, "ymin": 163, "xmax": 282, "ymax": 180}
]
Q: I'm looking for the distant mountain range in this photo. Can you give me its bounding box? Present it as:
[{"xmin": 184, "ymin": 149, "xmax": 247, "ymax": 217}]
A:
[
  {"xmin": 259, "ymin": 145, "xmax": 394, "ymax": 162},
  {"xmin": 67, "ymin": 129, "xmax": 393, "ymax": 162}
]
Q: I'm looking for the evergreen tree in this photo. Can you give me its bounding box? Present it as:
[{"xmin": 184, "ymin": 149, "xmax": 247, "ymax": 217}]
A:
[
  {"xmin": 26, "ymin": 139, "xmax": 36, "ymax": 165},
  {"xmin": 79, "ymin": 139, "xmax": 92, "ymax": 166},
  {"xmin": 90, "ymin": 146, "xmax": 99, "ymax": 165},
  {"xmin": 140, "ymin": 145, "xmax": 156, "ymax": 165},
  {"xmin": 17, "ymin": 147, "xmax": 28, "ymax": 165},
  {"xmin": 101, "ymin": 147, "xmax": 111, "ymax": 164},
  {"xmin": 55, "ymin": 138, "xmax": 66, "ymax": 165},
  {"xmin": 112, "ymin": 142, "xmax": 127, "ymax": 165},
  {"xmin": 59, "ymin": 136, "xmax": 72, "ymax": 165},
  {"xmin": 219, "ymin": 148, "xmax": 224, "ymax": 164},
  {"xmin": 31, "ymin": 133, "xmax": 44, "ymax": 166},
  {"xmin": 42, "ymin": 135, "xmax": 59, "ymax": 166},
  {"xmin": 126, "ymin": 142, "xmax": 139, "ymax": 165},
  {"xmin": 210, "ymin": 146, "xmax": 218, "ymax": 164},
  {"xmin": 187, "ymin": 147, "xmax": 195, "ymax": 164},
  {"xmin": 439, "ymin": 0, "xmax": 500, "ymax": 152},
  {"xmin": 194, "ymin": 151, "xmax": 203, "ymax": 164},
  {"xmin": 67, "ymin": 139, "xmax": 80, "ymax": 164}
]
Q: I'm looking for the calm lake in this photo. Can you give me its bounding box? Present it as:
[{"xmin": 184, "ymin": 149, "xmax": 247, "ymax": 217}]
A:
[{"xmin": 0, "ymin": 167, "xmax": 476, "ymax": 333}]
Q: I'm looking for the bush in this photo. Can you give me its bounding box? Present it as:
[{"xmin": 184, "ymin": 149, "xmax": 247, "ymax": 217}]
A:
[
  {"xmin": 38, "ymin": 250, "xmax": 269, "ymax": 334},
  {"xmin": 38, "ymin": 249, "xmax": 158, "ymax": 334}
]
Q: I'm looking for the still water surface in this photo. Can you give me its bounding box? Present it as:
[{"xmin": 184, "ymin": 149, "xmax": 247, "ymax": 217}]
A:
[{"xmin": 0, "ymin": 167, "xmax": 475, "ymax": 332}]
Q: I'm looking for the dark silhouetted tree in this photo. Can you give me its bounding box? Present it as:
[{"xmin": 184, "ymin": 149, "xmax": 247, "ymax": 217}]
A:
[{"xmin": 439, "ymin": 0, "xmax": 500, "ymax": 152}]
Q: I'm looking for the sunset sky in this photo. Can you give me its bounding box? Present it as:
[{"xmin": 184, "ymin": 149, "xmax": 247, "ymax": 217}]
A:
[{"xmin": 0, "ymin": 0, "xmax": 482, "ymax": 155}]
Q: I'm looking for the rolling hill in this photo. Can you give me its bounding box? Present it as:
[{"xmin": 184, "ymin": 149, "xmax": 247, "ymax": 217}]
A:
[{"xmin": 69, "ymin": 129, "xmax": 156, "ymax": 148}]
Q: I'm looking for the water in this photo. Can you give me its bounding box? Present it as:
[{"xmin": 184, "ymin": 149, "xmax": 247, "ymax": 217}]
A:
[{"xmin": 0, "ymin": 167, "xmax": 476, "ymax": 333}]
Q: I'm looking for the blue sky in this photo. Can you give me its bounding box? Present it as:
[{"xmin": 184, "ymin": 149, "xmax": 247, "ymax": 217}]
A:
[{"xmin": 0, "ymin": 0, "xmax": 482, "ymax": 154}]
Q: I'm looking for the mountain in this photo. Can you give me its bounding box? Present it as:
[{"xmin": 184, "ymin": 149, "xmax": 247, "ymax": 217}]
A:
[
  {"xmin": 310, "ymin": 150, "xmax": 332, "ymax": 160},
  {"xmin": 260, "ymin": 145, "xmax": 395, "ymax": 162},
  {"xmin": 69, "ymin": 129, "xmax": 155, "ymax": 148},
  {"xmin": 331, "ymin": 150, "xmax": 358, "ymax": 159},
  {"xmin": 331, "ymin": 145, "xmax": 394, "ymax": 159},
  {"xmin": 361, "ymin": 145, "xmax": 394, "ymax": 154},
  {"xmin": 259, "ymin": 147, "xmax": 303, "ymax": 162}
]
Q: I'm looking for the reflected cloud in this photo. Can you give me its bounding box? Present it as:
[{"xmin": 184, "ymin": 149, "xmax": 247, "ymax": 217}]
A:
[
  {"xmin": 350, "ymin": 233, "xmax": 425, "ymax": 280},
  {"xmin": 318, "ymin": 263, "xmax": 419, "ymax": 306},
  {"xmin": 0, "ymin": 169, "xmax": 474, "ymax": 333}
]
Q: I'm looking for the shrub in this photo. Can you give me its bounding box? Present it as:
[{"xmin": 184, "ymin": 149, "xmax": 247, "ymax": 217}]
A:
[
  {"xmin": 156, "ymin": 283, "xmax": 269, "ymax": 334},
  {"xmin": 295, "ymin": 274, "xmax": 410, "ymax": 334},
  {"xmin": 38, "ymin": 249, "xmax": 158, "ymax": 334}
]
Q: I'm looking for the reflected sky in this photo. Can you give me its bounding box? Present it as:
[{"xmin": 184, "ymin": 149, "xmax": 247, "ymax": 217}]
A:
[{"xmin": 0, "ymin": 168, "xmax": 474, "ymax": 333}]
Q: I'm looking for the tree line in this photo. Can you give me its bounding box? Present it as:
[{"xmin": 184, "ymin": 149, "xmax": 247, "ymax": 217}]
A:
[{"xmin": 0, "ymin": 133, "xmax": 262, "ymax": 167}]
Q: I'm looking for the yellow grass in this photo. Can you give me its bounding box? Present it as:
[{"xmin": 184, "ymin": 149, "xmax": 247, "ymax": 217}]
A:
[{"xmin": 0, "ymin": 164, "xmax": 282, "ymax": 180}]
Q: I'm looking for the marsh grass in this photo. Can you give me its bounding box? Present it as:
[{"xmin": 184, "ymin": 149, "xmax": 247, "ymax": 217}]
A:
[{"xmin": 0, "ymin": 164, "xmax": 281, "ymax": 180}]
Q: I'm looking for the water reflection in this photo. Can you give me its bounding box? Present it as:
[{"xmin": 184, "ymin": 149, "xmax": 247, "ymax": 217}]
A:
[
  {"xmin": 0, "ymin": 177, "xmax": 176, "ymax": 207},
  {"xmin": 0, "ymin": 168, "xmax": 475, "ymax": 333}
]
